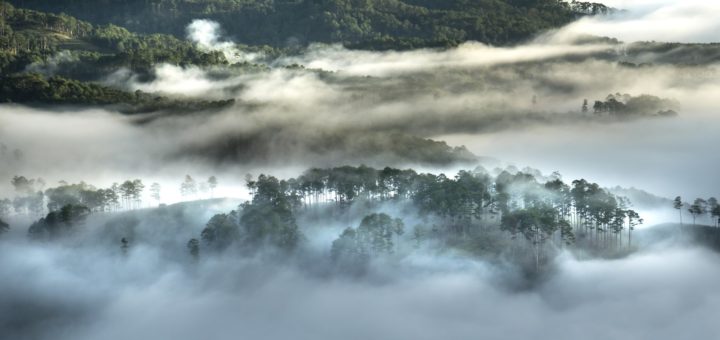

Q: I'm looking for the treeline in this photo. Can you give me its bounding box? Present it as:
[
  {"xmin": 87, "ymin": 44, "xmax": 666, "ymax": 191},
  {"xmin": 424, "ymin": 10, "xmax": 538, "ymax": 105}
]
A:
[
  {"xmin": 673, "ymin": 196, "xmax": 720, "ymax": 227},
  {"xmin": 0, "ymin": 72, "xmax": 235, "ymax": 112},
  {"xmin": 583, "ymin": 93, "xmax": 679, "ymax": 117},
  {"xmin": 189, "ymin": 165, "xmax": 641, "ymax": 270},
  {"xmin": 3, "ymin": 165, "xmax": 642, "ymax": 271},
  {"xmin": 8, "ymin": 0, "xmax": 611, "ymax": 50},
  {"xmin": 0, "ymin": 174, "xmax": 219, "ymax": 220}
]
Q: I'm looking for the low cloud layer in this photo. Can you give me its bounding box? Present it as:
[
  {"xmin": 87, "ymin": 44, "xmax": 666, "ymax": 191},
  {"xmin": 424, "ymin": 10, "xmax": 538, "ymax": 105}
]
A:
[
  {"xmin": 560, "ymin": 0, "xmax": 720, "ymax": 43},
  {"xmin": 0, "ymin": 213, "xmax": 718, "ymax": 340},
  {"xmin": 5, "ymin": 53, "xmax": 719, "ymax": 200},
  {"xmin": 3, "ymin": 12, "xmax": 720, "ymax": 207},
  {"xmin": 1, "ymin": 7, "xmax": 719, "ymax": 339}
]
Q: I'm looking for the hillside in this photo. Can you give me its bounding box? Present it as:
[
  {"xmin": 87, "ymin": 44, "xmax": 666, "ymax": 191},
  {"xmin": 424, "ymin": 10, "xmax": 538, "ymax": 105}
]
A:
[
  {"xmin": 6, "ymin": 0, "xmax": 611, "ymax": 50},
  {"xmin": 0, "ymin": 1, "xmax": 228, "ymax": 75}
]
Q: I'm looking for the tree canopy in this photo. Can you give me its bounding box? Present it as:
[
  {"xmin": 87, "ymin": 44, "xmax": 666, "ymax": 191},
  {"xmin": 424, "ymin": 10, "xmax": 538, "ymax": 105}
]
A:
[{"xmin": 7, "ymin": 0, "xmax": 611, "ymax": 50}]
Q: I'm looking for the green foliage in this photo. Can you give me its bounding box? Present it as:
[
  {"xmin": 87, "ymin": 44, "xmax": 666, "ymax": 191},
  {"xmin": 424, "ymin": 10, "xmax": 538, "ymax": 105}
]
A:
[
  {"xmin": 0, "ymin": 73, "xmax": 235, "ymax": 112},
  {"xmin": 28, "ymin": 204, "xmax": 90, "ymax": 239},
  {"xmin": 227, "ymin": 166, "xmax": 641, "ymax": 262},
  {"xmin": 7, "ymin": 0, "xmax": 605, "ymax": 50},
  {"xmin": 201, "ymin": 212, "xmax": 240, "ymax": 250},
  {"xmin": 592, "ymin": 93, "xmax": 679, "ymax": 117},
  {"xmin": 501, "ymin": 204, "xmax": 561, "ymax": 243},
  {"xmin": 239, "ymin": 175, "xmax": 302, "ymax": 252},
  {"xmin": 688, "ymin": 198, "xmax": 708, "ymax": 226},
  {"xmin": 0, "ymin": 72, "xmax": 133, "ymax": 103},
  {"xmin": 0, "ymin": 2, "xmax": 228, "ymax": 75},
  {"xmin": 331, "ymin": 213, "xmax": 404, "ymax": 269},
  {"xmin": 45, "ymin": 181, "xmax": 103, "ymax": 212},
  {"xmin": 187, "ymin": 238, "xmax": 200, "ymax": 259}
]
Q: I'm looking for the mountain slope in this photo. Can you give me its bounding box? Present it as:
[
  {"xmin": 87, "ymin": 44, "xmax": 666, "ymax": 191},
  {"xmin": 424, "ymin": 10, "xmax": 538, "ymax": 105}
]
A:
[
  {"xmin": 0, "ymin": 2, "xmax": 227, "ymax": 75},
  {"xmin": 6, "ymin": 0, "xmax": 610, "ymax": 49}
]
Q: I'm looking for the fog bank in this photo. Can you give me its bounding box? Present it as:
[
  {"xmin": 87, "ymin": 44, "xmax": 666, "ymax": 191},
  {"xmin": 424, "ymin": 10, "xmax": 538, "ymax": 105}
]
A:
[
  {"xmin": 561, "ymin": 0, "xmax": 720, "ymax": 43},
  {"xmin": 1, "ymin": 228, "xmax": 717, "ymax": 340}
]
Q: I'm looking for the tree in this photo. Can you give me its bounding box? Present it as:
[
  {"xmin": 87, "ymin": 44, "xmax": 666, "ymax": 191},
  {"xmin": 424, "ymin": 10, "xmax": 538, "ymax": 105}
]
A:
[
  {"xmin": 28, "ymin": 204, "xmax": 90, "ymax": 239},
  {"xmin": 245, "ymin": 174, "xmax": 256, "ymax": 197},
  {"xmin": 238, "ymin": 175, "xmax": 302, "ymax": 252},
  {"xmin": 121, "ymin": 237, "xmax": 129, "ymax": 255},
  {"xmin": 103, "ymin": 187, "xmax": 120, "ymax": 211},
  {"xmin": 150, "ymin": 182, "xmax": 161, "ymax": 203},
  {"xmin": 0, "ymin": 218, "xmax": 8, "ymax": 234},
  {"xmin": 673, "ymin": 196, "xmax": 683, "ymax": 226},
  {"xmin": 180, "ymin": 175, "xmax": 197, "ymax": 198},
  {"xmin": 708, "ymin": 197, "xmax": 719, "ymax": 228},
  {"xmin": 501, "ymin": 205, "xmax": 561, "ymax": 271},
  {"xmin": 187, "ymin": 238, "xmax": 200, "ymax": 260},
  {"xmin": 131, "ymin": 179, "xmax": 145, "ymax": 208},
  {"xmin": 712, "ymin": 205, "xmax": 720, "ymax": 228},
  {"xmin": 331, "ymin": 213, "xmax": 404, "ymax": 271},
  {"xmin": 201, "ymin": 212, "xmax": 240, "ymax": 250},
  {"xmin": 688, "ymin": 198, "xmax": 707, "ymax": 226},
  {"xmin": 119, "ymin": 180, "xmax": 136, "ymax": 209},
  {"xmin": 581, "ymin": 99, "xmax": 588, "ymax": 113},
  {"xmin": 208, "ymin": 176, "xmax": 218, "ymax": 198},
  {"xmin": 593, "ymin": 100, "xmax": 604, "ymax": 113},
  {"xmin": 357, "ymin": 213, "xmax": 404, "ymax": 255},
  {"xmin": 331, "ymin": 227, "xmax": 369, "ymax": 268},
  {"xmin": 626, "ymin": 209, "xmax": 642, "ymax": 247}
]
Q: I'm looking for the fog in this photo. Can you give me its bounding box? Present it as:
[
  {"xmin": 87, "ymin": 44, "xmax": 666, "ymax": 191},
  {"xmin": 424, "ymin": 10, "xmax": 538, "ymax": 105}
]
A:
[
  {"xmin": 3, "ymin": 44, "xmax": 719, "ymax": 199},
  {"xmin": 1, "ymin": 208, "xmax": 718, "ymax": 340},
  {"xmin": 2, "ymin": 2, "xmax": 720, "ymax": 339},
  {"xmin": 561, "ymin": 0, "xmax": 720, "ymax": 43}
]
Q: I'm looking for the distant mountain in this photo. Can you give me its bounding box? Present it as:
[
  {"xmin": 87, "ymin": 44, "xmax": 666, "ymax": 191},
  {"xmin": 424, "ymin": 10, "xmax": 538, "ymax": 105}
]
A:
[
  {"xmin": 609, "ymin": 186, "xmax": 672, "ymax": 210},
  {"xmin": 6, "ymin": 0, "xmax": 611, "ymax": 50},
  {"xmin": 636, "ymin": 223, "xmax": 720, "ymax": 252}
]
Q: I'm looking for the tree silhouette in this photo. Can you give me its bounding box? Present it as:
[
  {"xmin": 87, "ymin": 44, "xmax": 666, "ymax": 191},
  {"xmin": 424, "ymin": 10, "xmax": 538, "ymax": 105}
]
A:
[
  {"xmin": 150, "ymin": 182, "xmax": 161, "ymax": 204},
  {"xmin": 688, "ymin": 198, "xmax": 707, "ymax": 226},
  {"xmin": 708, "ymin": 197, "xmax": 719, "ymax": 228},
  {"xmin": 208, "ymin": 176, "xmax": 218, "ymax": 198},
  {"xmin": 673, "ymin": 196, "xmax": 683, "ymax": 226},
  {"xmin": 121, "ymin": 237, "xmax": 129, "ymax": 255},
  {"xmin": 187, "ymin": 238, "xmax": 200, "ymax": 260},
  {"xmin": 180, "ymin": 175, "xmax": 197, "ymax": 198}
]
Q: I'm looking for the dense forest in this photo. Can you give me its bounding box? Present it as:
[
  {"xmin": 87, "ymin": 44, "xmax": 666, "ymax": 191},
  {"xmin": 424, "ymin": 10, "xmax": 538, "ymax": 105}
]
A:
[
  {"xmin": 1, "ymin": 165, "xmax": 655, "ymax": 273},
  {"xmin": 0, "ymin": 1, "xmax": 696, "ymax": 115},
  {"xmin": 0, "ymin": 2, "xmax": 230, "ymax": 74},
  {"xmin": 6, "ymin": 164, "xmax": 717, "ymax": 276},
  {"xmin": 6, "ymin": 0, "xmax": 612, "ymax": 50},
  {"xmin": 0, "ymin": 2, "xmax": 243, "ymax": 109}
]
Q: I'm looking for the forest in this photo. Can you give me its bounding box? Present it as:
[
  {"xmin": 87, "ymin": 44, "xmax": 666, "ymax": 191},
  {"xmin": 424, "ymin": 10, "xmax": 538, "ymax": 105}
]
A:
[
  {"xmin": 6, "ymin": 0, "xmax": 612, "ymax": 50},
  {"xmin": 3, "ymin": 164, "xmax": 719, "ymax": 277},
  {"xmin": 0, "ymin": 2, "xmax": 229, "ymax": 74},
  {"xmin": 0, "ymin": 1, "xmax": 698, "ymax": 114},
  {"xmin": 1, "ymin": 165, "xmax": 653, "ymax": 273}
]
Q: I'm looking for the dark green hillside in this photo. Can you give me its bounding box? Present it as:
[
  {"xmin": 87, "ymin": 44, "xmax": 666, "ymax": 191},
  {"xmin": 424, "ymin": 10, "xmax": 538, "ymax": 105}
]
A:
[
  {"xmin": 0, "ymin": 2, "xmax": 227, "ymax": 75},
  {"xmin": 7, "ymin": 0, "xmax": 612, "ymax": 50}
]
